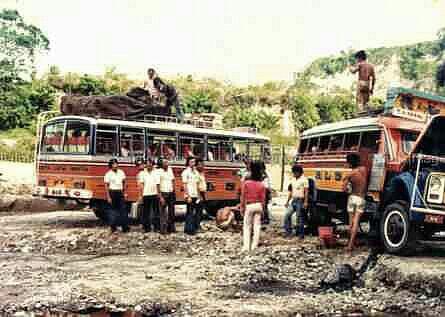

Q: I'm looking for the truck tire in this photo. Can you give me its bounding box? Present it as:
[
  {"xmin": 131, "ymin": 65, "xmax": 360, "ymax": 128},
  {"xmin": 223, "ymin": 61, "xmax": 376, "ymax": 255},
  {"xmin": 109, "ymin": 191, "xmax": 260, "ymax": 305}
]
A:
[
  {"xmin": 91, "ymin": 200, "xmax": 108, "ymax": 223},
  {"xmin": 380, "ymin": 202, "xmax": 417, "ymax": 254}
]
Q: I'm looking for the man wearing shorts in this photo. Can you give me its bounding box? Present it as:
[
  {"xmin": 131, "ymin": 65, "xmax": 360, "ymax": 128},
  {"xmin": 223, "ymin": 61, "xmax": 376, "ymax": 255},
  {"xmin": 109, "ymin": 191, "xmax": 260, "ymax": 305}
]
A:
[
  {"xmin": 349, "ymin": 50, "xmax": 376, "ymax": 114},
  {"xmin": 343, "ymin": 153, "xmax": 368, "ymax": 252}
]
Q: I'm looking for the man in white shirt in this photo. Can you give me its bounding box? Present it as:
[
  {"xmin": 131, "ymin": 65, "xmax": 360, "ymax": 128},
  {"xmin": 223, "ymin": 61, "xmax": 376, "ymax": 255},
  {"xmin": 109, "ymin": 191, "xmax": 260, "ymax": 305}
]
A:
[
  {"xmin": 143, "ymin": 68, "xmax": 160, "ymax": 101},
  {"xmin": 157, "ymin": 158, "xmax": 176, "ymax": 233},
  {"xmin": 181, "ymin": 157, "xmax": 201, "ymax": 234},
  {"xmin": 284, "ymin": 165, "xmax": 309, "ymax": 239},
  {"xmin": 104, "ymin": 158, "xmax": 129, "ymax": 233},
  {"xmin": 137, "ymin": 159, "xmax": 161, "ymax": 233},
  {"xmin": 196, "ymin": 158, "xmax": 207, "ymax": 230}
]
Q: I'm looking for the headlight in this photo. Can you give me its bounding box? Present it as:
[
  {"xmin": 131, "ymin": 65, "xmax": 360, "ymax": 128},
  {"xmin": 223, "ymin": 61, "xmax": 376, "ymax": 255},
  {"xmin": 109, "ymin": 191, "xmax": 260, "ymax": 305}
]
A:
[
  {"xmin": 430, "ymin": 176, "xmax": 442, "ymax": 193},
  {"xmin": 427, "ymin": 175, "xmax": 445, "ymax": 204}
]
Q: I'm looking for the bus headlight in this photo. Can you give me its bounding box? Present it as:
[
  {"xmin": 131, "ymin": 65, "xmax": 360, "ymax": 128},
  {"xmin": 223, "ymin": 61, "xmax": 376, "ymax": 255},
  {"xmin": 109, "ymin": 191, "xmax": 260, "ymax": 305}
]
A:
[{"xmin": 427, "ymin": 175, "xmax": 445, "ymax": 204}]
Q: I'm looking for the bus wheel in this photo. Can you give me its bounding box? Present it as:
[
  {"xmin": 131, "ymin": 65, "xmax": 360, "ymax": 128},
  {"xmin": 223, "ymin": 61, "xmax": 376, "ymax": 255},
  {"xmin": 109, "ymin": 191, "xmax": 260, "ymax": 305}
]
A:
[
  {"xmin": 380, "ymin": 202, "xmax": 417, "ymax": 254},
  {"xmin": 91, "ymin": 200, "xmax": 108, "ymax": 223}
]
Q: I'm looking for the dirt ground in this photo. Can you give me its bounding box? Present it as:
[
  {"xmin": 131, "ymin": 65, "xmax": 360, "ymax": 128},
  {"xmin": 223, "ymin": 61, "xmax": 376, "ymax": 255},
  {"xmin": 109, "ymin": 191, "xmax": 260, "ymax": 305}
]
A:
[
  {"xmin": 1, "ymin": 200, "xmax": 445, "ymax": 317},
  {"xmin": 0, "ymin": 162, "xmax": 445, "ymax": 316}
]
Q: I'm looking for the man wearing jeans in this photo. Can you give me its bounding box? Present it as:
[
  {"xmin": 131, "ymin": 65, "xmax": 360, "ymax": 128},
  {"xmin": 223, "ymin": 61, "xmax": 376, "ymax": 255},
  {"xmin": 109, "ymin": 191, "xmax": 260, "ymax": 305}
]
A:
[{"xmin": 284, "ymin": 165, "xmax": 309, "ymax": 239}]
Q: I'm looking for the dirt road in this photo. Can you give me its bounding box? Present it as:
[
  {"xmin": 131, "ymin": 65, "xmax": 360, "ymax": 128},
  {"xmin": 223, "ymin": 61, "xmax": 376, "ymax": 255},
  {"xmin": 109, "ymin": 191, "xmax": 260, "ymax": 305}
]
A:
[{"xmin": 1, "ymin": 204, "xmax": 445, "ymax": 316}]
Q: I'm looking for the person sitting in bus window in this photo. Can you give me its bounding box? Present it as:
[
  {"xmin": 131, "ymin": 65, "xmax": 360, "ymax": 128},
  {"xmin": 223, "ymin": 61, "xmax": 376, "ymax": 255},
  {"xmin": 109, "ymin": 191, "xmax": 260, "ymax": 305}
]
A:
[
  {"xmin": 137, "ymin": 158, "xmax": 162, "ymax": 233},
  {"xmin": 284, "ymin": 165, "xmax": 309, "ymax": 239},
  {"xmin": 183, "ymin": 144, "xmax": 193, "ymax": 159},
  {"xmin": 104, "ymin": 159, "xmax": 129, "ymax": 233},
  {"xmin": 162, "ymin": 143, "xmax": 176, "ymax": 160},
  {"xmin": 343, "ymin": 153, "xmax": 368, "ymax": 253},
  {"xmin": 208, "ymin": 149, "xmax": 214, "ymax": 161},
  {"xmin": 121, "ymin": 141, "xmax": 130, "ymax": 157}
]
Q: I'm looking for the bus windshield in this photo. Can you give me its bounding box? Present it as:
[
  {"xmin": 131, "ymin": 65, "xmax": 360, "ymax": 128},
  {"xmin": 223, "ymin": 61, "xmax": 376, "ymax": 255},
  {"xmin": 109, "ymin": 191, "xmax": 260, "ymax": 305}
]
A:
[{"xmin": 41, "ymin": 120, "xmax": 91, "ymax": 154}]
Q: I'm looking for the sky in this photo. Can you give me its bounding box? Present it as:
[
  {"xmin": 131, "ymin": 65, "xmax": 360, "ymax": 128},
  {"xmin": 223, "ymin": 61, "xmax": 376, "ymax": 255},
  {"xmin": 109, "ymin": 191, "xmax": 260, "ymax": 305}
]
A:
[{"xmin": 2, "ymin": 0, "xmax": 445, "ymax": 84}]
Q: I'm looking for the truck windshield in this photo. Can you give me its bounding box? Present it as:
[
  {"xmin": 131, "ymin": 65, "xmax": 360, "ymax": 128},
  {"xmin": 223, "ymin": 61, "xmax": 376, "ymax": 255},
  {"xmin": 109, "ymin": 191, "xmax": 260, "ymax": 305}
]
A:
[{"xmin": 401, "ymin": 131, "xmax": 419, "ymax": 154}]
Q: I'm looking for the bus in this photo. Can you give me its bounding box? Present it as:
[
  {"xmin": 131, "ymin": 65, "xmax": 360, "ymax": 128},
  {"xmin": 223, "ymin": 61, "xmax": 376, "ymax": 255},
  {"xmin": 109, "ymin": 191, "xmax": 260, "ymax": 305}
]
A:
[
  {"xmin": 33, "ymin": 115, "xmax": 270, "ymax": 219},
  {"xmin": 295, "ymin": 87, "xmax": 445, "ymax": 240}
]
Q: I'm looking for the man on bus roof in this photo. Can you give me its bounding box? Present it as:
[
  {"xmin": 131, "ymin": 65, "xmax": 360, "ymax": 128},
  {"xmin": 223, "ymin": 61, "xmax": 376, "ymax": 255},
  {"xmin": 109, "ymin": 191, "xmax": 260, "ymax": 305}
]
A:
[{"xmin": 349, "ymin": 50, "xmax": 376, "ymax": 115}]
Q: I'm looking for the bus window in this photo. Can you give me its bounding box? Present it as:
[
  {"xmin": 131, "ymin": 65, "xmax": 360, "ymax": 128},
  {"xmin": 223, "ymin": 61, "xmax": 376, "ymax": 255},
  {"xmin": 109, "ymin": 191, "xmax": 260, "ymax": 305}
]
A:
[
  {"xmin": 120, "ymin": 127, "xmax": 144, "ymax": 158},
  {"xmin": 96, "ymin": 125, "xmax": 118, "ymax": 156},
  {"xmin": 63, "ymin": 121, "xmax": 90, "ymax": 153},
  {"xmin": 147, "ymin": 130, "xmax": 177, "ymax": 161},
  {"xmin": 208, "ymin": 137, "xmax": 232, "ymax": 161},
  {"xmin": 329, "ymin": 134, "xmax": 344, "ymax": 152},
  {"xmin": 401, "ymin": 131, "xmax": 419, "ymax": 154},
  {"xmin": 319, "ymin": 136, "xmax": 330, "ymax": 152},
  {"xmin": 308, "ymin": 137, "xmax": 319, "ymax": 153},
  {"xmin": 233, "ymin": 139, "xmax": 248, "ymax": 161},
  {"xmin": 179, "ymin": 133, "xmax": 204, "ymax": 160},
  {"xmin": 361, "ymin": 131, "xmax": 381, "ymax": 153},
  {"xmin": 249, "ymin": 142, "xmax": 263, "ymax": 160},
  {"xmin": 344, "ymin": 133, "xmax": 360, "ymax": 151},
  {"xmin": 298, "ymin": 139, "xmax": 309, "ymax": 153},
  {"xmin": 42, "ymin": 121, "xmax": 65, "ymax": 153}
]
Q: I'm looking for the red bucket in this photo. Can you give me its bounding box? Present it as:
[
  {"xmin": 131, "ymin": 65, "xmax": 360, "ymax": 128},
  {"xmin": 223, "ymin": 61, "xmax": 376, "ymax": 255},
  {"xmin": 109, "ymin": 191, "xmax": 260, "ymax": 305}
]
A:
[
  {"xmin": 318, "ymin": 226, "xmax": 333, "ymax": 239},
  {"xmin": 318, "ymin": 226, "xmax": 336, "ymax": 248}
]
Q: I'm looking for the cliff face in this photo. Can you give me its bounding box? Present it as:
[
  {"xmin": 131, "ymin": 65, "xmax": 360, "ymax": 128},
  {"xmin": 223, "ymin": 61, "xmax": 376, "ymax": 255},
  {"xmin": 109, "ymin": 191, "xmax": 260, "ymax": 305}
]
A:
[{"xmin": 300, "ymin": 37, "xmax": 445, "ymax": 98}]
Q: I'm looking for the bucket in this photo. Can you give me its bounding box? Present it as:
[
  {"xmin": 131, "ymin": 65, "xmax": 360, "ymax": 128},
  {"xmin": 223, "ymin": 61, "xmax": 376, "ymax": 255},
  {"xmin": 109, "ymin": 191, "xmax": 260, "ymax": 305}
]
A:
[
  {"xmin": 318, "ymin": 226, "xmax": 336, "ymax": 248},
  {"xmin": 318, "ymin": 226, "xmax": 333, "ymax": 238}
]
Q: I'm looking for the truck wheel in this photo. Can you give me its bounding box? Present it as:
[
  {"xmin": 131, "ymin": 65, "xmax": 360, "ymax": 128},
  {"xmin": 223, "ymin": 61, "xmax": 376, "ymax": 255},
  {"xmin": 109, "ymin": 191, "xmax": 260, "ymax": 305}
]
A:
[{"xmin": 380, "ymin": 202, "xmax": 416, "ymax": 254}]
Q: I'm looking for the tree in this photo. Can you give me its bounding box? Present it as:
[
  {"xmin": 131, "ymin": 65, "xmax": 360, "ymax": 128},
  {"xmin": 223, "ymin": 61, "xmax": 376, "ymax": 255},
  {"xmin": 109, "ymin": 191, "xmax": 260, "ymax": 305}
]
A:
[
  {"xmin": 286, "ymin": 90, "xmax": 320, "ymax": 131},
  {"xmin": 0, "ymin": 9, "xmax": 52, "ymax": 131},
  {"xmin": 223, "ymin": 106, "xmax": 279, "ymax": 131},
  {"xmin": 0, "ymin": 9, "xmax": 49, "ymax": 84},
  {"xmin": 183, "ymin": 91, "xmax": 219, "ymax": 114}
]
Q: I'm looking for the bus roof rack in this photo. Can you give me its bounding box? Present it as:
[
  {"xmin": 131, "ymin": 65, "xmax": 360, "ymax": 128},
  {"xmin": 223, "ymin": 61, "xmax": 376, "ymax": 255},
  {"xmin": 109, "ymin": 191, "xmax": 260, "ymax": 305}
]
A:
[{"xmin": 142, "ymin": 114, "xmax": 216, "ymax": 129}]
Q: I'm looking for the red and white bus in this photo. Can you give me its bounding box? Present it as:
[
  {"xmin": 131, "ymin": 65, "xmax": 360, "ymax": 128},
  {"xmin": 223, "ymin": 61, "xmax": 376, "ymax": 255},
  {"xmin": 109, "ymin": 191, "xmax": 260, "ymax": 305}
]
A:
[{"xmin": 33, "ymin": 115, "xmax": 270, "ymax": 219}]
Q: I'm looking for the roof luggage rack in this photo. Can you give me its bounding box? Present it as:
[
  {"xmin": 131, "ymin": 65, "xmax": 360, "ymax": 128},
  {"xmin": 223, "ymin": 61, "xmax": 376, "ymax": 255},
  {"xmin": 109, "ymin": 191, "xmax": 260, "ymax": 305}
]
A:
[{"xmin": 142, "ymin": 114, "xmax": 215, "ymax": 129}]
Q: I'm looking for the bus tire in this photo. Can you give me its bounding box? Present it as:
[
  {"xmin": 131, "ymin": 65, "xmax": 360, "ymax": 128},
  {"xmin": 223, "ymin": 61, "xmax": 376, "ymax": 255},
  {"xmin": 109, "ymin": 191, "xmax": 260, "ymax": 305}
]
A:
[
  {"xmin": 380, "ymin": 202, "xmax": 417, "ymax": 255},
  {"xmin": 307, "ymin": 205, "xmax": 324, "ymax": 236},
  {"xmin": 91, "ymin": 200, "xmax": 108, "ymax": 223}
]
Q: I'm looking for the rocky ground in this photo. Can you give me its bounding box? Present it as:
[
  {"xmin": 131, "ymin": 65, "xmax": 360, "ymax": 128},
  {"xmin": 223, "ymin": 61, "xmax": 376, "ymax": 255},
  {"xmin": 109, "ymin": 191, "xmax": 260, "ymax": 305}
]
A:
[{"xmin": 0, "ymin": 202, "xmax": 445, "ymax": 317}]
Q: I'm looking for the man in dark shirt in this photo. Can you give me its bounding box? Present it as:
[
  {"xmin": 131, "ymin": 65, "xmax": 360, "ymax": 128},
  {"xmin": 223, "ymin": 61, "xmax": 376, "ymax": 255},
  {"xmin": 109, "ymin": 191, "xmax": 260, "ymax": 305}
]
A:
[
  {"xmin": 153, "ymin": 77, "xmax": 184, "ymax": 122},
  {"xmin": 343, "ymin": 153, "xmax": 368, "ymax": 252}
]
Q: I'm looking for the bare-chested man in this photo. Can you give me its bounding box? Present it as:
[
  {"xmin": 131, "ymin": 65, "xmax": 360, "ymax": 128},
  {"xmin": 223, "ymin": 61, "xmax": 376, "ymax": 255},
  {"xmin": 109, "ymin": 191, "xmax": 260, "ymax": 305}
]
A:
[{"xmin": 349, "ymin": 50, "xmax": 376, "ymax": 114}]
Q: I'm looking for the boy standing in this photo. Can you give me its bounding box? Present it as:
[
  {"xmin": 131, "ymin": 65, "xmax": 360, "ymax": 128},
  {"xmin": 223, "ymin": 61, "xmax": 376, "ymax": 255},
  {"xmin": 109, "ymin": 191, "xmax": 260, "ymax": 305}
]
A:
[
  {"xmin": 343, "ymin": 153, "xmax": 368, "ymax": 252},
  {"xmin": 157, "ymin": 158, "xmax": 176, "ymax": 233},
  {"xmin": 349, "ymin": 50, "xmax": 376, "ymax": 114},
  {"xmin": 284, "ymin": 165, "xmax": 309, "ymax": 239}
]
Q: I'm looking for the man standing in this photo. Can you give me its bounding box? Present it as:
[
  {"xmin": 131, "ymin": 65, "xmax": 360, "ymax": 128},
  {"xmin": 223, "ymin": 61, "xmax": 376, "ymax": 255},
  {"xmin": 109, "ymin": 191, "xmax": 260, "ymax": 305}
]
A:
[
  {"xmin": 182, "ymin": 157, "xmax": 201, "ymax": 235},
  {"xmin": 283, "ymin": 165, "xmax": 309, "ymax": 239},
  {"xmin": 104, "ymin": 159, "xmax": 129, "ymax": 233},
  {"xmin": 137, "ymin": 159, "xmax": 162, "ymax": 233},
  {"xmin": 143, "ymin": 68, "xmax": 161, "ymax": 101},
  {"xmin": 157, "ymin": 158, "xmax": 176, "ymax": 233},
  {"xmin": 349, "ymin": 50, "xmax": 376, "ymax": 114},
  {"xmin": 343, "ymin": 153, "xmax": 368, "ymax": 252},
  {"xmin": 154, "ymin": 77, "xmax": 184, "ymax": 122},
  {"xmin": 196, "ymin": 158, "xmax": 207, "ymax": 231}
]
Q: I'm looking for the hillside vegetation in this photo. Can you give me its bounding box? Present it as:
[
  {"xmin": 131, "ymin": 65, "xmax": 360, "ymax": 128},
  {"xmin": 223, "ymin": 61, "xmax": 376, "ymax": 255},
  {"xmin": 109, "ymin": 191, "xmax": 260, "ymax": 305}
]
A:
[{"xmin": 1, "ymin": 9, "xmax": 444, "ymax": 156}]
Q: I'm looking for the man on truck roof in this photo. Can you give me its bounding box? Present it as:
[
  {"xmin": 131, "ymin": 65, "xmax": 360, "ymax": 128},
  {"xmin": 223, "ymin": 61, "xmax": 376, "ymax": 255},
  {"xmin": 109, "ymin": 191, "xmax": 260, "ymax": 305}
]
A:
[{"xmin": 349, "ymin": 50, "xmax": 376, "ymax": 115}]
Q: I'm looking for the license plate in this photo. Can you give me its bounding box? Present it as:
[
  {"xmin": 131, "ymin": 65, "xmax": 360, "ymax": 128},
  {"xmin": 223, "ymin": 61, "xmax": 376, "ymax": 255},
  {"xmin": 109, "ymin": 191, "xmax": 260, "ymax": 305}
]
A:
[
  {"xmin": 425, "ymin": 214, "xmax": 444, "ymax": 224},
  {"xmin": 50, "ymin": 188, "xmax": 65, "ymax": 196}
]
